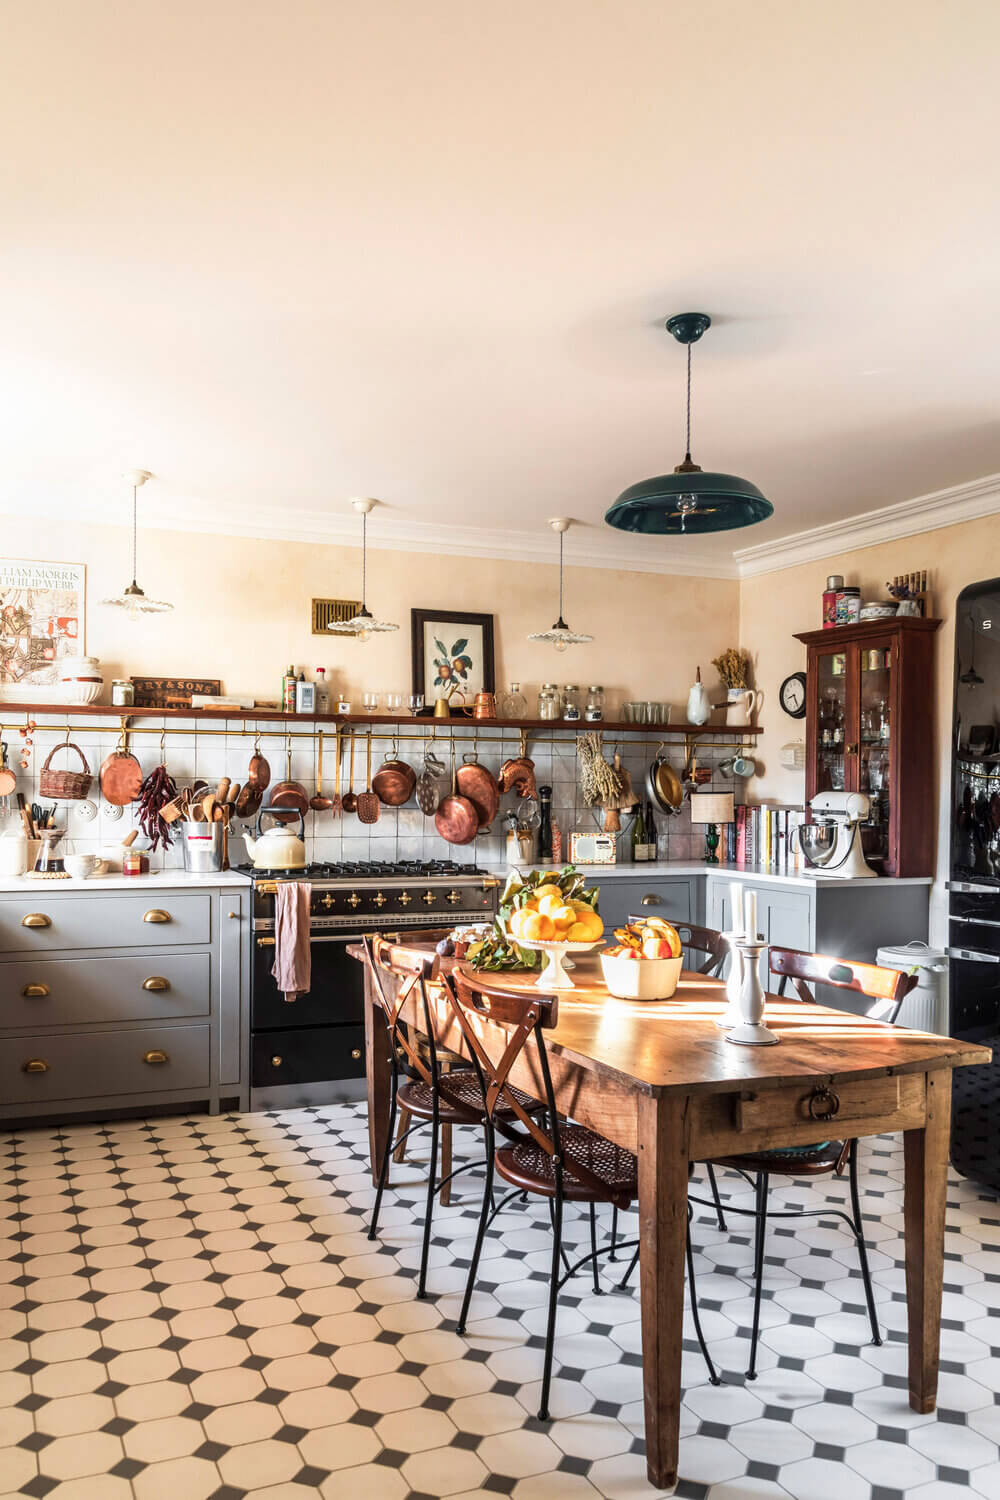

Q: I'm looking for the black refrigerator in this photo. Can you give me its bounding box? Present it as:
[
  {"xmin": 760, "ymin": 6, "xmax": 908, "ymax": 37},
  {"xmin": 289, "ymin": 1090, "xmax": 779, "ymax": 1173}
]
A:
[{"xmin": 949, "ymin": 578, "xmax": 1000, "ymax": 1193}]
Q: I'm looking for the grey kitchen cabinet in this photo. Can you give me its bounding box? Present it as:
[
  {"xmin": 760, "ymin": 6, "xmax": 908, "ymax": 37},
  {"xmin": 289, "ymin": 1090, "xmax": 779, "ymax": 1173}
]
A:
[
  {"xmin": 0, "ymin": 883, "xmax": 250, "ymax": 1122},
  {"xmin": 584, "ymin": 875, "xmax": 703, "ymax": 964}
]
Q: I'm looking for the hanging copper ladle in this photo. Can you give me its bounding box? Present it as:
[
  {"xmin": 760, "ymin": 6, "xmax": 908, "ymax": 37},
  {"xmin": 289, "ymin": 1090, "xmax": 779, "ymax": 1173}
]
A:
[
  {"xmin": 310, "ymin": 729, "xmax": 333, "ymax": 811},
  {"xmin": 342, "ymin": 731, "xmax": 358, "ymax": 814}
]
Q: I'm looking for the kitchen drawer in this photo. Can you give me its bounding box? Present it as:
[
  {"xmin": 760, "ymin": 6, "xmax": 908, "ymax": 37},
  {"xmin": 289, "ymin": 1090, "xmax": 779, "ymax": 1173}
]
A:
[
  {"xmin": 2, "ymin": 1024, "xmax": 210, "ymax": 1106},
  {"xmin": 0, "ymin": 952, "xmax": 211, "ymax": 1030},
  {"xmin": 252, "ymin": 1024, "xmax": 366, "ymax": 1088},
  {"xmin": 0, "ymin": 893, "xmax": 211, "ymax": 953},
  {"xmin": 591, "ymin": 878, "xmax": 696, "ymax": 936},
  {"xmin": 691, "ymin": 1071, "xmax": 927, "ymax": 1158}
]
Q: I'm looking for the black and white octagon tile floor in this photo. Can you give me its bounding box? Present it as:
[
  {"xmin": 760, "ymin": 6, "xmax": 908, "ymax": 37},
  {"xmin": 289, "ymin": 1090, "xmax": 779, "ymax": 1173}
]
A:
[{"xmin": 1, "ymin": 1104, "xmax": 999, "ymax": 1500}]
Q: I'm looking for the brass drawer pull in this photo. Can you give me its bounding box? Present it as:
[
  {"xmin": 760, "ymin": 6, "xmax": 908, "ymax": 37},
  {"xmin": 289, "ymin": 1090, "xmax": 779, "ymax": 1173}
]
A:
[
  {"xmin": 351, "ymin": 1048, "xmax": 362, "ymax": 1060},
  {"xmin": 142, "ymin": 977, "xmax": 170, "ymax": 992},
  {"xmin": 21, "ymin": 983, "xmax": 50, "ymax": 998},
  {"xmin": 143, "ymin": 1050, "xmax": 169, "ymax": 1065},
  {"xmin": 143, "ymin": 909, "xmax": 171, "ymax": 924},
  {"xmin": 228, "ymin": 911, "xmax": 239, "ymax": 919},
  {"xmin": 641, "ymin": 893, "xmax": 661, "ymax": 906},
  {"xmin": 807, "ymin": 1085, "xmax": 840, "ymax": 1121},
  {"xmin": 22, "ymin": 1059, "xmax": 49, "ymax": 1074},
  {"xmin": 271, "ymin": 1055, "xmax": 283, "ymax": 1067},
  {"xmin": 21, "ymin": 913, "xmax": 51, "ymax": 929}
]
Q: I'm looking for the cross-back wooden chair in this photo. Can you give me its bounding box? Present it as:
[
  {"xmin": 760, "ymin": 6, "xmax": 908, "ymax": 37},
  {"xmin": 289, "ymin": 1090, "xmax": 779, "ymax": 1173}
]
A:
[
  {"xmin": 443, "ymin": 967, "xmax": 719, "ymax": 1420},
  {"xmin": 694, "ymin": 945, "xmax": 919, "ymax": 1378}
]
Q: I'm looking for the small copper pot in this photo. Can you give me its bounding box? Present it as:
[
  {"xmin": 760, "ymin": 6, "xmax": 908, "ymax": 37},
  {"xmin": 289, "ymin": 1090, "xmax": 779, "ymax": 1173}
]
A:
[{"xmin": 473, "ymin": 692, "xmax": 497, "ymax": 720}]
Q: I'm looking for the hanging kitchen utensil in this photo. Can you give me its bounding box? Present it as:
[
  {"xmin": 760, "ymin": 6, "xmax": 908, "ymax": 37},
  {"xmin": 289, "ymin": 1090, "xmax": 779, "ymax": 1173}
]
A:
[
  {"xmin": 342, "ymin": 732, "xmax": 358, "ymax": 813},
  {"xmin": 330, "ymin": 728, "xmax": 343, "ymax": 817},
  {"xmin": 235, "ymin": 778, "xmax": 262, "ymax": 819},
  {"xmin": 455, "ymin": 746, "xmax": 499, "ymax": 830},
  {"xmin": 100, "ymin": 726, "xmax": 143, "ymax": 806},
  {"xmin": 39, "ymin": 735, "xmax": 93, "ymax": 801},
  {"xmin": 498, "ymin": 755, "xmax": 538, "ymax": 800},
  {"xmin": 269, "ymin": 738, "xmax": 310, "ymax": 823},
  {"xmin": 435, "ymin": 738, "xmax": 479, "ymax": 845},
  {"xmin": 247, "ymin": 732, "xmax": 271, "ymax": 791},
  {"xmin": 600, "ymin": 750, "xmax": 637, "ymax": 832},
  {"xmin": 372, "ymin": 737, "xmax": 417, "ymax": 806},
  {"xmin": 0, "ymin": 742, "xmax": 16, "ymax": 805},
  {"xmin": 416, "ymin": 747, "xmax": 446, "ymax": 815},
  {"xmin": 646, "ymin": 745, "xmax": 683, "ymax": 815},
  {"xmin": 356, "ymin": 733, "xmax": 381, "ymax": 824},
  {"xmin": 310, "ymin": 730, "xmax": 333, "ymax": 811}
]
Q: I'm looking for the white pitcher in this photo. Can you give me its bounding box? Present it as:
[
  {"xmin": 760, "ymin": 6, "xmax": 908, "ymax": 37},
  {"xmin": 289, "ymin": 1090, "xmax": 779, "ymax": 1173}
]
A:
[
  {"xmin": 726, "ymin": 688, "xmax": 763, "ymax": 726},
  {"xmin": 686, "ymin": 668, "xmax": 711, "ymax": 726}
]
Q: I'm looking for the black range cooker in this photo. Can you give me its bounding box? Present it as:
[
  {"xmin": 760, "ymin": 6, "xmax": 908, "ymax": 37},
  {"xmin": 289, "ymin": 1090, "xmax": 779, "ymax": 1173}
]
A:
[{"xmin": 238, "ymin": 859, "xmax": 500, "ymax": 1108}]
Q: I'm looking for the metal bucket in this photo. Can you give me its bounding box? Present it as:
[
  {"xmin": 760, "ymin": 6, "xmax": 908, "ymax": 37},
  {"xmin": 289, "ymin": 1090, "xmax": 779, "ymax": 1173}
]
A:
[{"xmin": 180, "ymin": 820, "xmax": 225, "ymax": 873}]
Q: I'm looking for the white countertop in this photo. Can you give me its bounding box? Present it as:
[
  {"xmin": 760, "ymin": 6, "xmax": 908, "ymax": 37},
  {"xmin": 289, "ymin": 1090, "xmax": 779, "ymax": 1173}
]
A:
[
  {"xmin": 485, "ymin": 860, "xmax": 933, "ymax": 889},
  {"xmin": 0, "ymin": 870, "xmax": 252, "ymax": 893}
]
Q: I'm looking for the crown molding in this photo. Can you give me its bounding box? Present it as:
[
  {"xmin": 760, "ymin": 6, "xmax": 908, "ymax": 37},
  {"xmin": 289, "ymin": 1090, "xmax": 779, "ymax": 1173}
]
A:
[
  {"xmin": 134, "ymin": 499, "xmax": 741, "ymax": 579},
  {"xmin": 734, "ymin": 472, "xmax": 1000, "ymax": 578}
]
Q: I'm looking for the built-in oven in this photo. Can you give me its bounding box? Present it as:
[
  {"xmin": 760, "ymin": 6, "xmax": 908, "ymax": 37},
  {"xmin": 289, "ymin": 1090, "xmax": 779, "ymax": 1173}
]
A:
[
  {"xmin": 251, "ymin": 930, "xmax": 367, "ymax": 1105},
  {"xmin": 948, "ymin": 880, "xmax": 1000, "ymax": 1193}
]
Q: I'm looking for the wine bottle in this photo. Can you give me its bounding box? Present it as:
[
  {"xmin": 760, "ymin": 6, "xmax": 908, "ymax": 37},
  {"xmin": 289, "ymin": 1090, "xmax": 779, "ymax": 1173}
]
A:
[
  {"xmin": 632, "ymin": 803, "xmax": 647, "ymax": 862},
  {"xmin": 645, "ymin": 800, "xmax": 657, "ymax": 861},
  {"xmin": 537, "ymin": 785, "xmax": 553, "ymax": 861}
]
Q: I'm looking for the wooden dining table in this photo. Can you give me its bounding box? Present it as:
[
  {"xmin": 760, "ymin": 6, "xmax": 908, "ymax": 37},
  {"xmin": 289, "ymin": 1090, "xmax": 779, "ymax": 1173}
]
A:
[{"xmin": 350, "ymin": 939, "xmax": 990, "ymax": 1490}]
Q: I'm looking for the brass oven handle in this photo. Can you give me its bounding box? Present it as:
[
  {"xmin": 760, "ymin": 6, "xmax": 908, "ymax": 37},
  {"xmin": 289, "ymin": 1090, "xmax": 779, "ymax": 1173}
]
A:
[
  {"xmin": 481, "ymin": 877, "xmax": 500, "ymax": 889},
  {"xmin": 807, "ymin": 1085, "xmax": 840, "ymax": 1121},
  {"xmin": 143, "ymin": 910, "xmax": 171, "ymax": 924},
  {"xmin": 257, "ymin": 937, "xmax": 276, "ymax": 948},
  {"xmin": 21, "ymin": 913, "xmax": 51, "ymax": 929},
  {"xmin": 143, "ymin": 1050, "xmax": 169, "ymax": 1065},
  {"xmin": 22, "ymin": 1058, "xmax": 49, "ymax": 1074},
  {"xmin": 142, "ymin": 977, "xmax": 170, "ymax": 992},
  {"xmin": 22, "ymin": 983, "xmax": 50, "ymax": 998}
]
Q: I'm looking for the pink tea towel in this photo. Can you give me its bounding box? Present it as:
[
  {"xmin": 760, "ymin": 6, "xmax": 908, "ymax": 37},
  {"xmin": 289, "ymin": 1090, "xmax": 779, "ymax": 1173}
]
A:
[{"xmin": 271, "ymin": 881, "xmax": 312, "ymax": 1000}]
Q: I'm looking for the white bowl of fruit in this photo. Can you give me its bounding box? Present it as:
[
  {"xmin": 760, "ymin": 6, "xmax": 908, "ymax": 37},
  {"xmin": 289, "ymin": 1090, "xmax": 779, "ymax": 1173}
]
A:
[{"xmin": 601, "ymin": 918, "xmax": 684, "ymax": 1000}]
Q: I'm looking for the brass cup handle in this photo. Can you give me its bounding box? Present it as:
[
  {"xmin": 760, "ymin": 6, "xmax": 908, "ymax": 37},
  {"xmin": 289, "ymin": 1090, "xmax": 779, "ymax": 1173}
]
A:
[
  {"xmin": 807, "ymin": 1085, "xmax": 840, "ymax": 1121},
  {"xmin": 22, "ymin": 1058, "xmax": 49, "ymax": 1074},
  {"xmin": 22, "ymin": 983, "xmax": 50, "ymax": 998},
  {"xmin": 21, "ymin": 913, "xmax": 51, "ymax": 929},
  {"xmin": 143, "ymin": 909, "xmax": 171, "ymax": 924},
  {"xmin": 641, "ymin": 894, "xmax": 661, "ymax": 906},
  {"xmin": 143, "ymin": 1050, "xmax": 169, "ymax": 1065},
  {"xmin": 142, "ymin": 977, "xmax": 170, "ymax": 992}
]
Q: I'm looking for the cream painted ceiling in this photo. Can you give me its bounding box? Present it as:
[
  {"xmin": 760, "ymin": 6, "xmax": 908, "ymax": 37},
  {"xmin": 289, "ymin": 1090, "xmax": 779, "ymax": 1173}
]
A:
[{"xmin": 2, "ymin": 0, "xmax": 1000, "ymax": 570}]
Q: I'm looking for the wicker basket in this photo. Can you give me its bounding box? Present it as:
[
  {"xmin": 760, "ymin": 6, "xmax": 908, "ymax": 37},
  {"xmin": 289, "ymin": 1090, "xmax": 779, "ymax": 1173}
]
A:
[{"xmin": 39, "ymin": 742, "xmax": 93, "ymax": 801}]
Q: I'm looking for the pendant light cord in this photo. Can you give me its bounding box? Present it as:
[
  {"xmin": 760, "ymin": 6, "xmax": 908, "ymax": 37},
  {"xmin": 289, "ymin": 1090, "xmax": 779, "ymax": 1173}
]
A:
[
  {"xmin": 685, "ymin": 342, "xmax": 693, "ymax": 463},
  {"xmin": 558, "ymin": 529, "xmax": 564, "ymax": 618},
  {"xmin": 131, "ymin": 484, "xmax": 138, "ymax": 587},
  {"xmin": 361, "ymin": 506, "xmax": 367, "ymax": 608}
]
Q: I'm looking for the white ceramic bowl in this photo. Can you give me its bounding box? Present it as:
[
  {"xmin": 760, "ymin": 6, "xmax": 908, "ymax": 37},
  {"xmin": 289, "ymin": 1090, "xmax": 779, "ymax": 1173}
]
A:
[
  {"xmin": 859, "ymin": 602, "xmax": 898, "ymax": 621},
  {"xmin": 64, "ymin": 854, "xmax": 98, "ymax": 879},
  {"xmin": 601, "ymin": 951, "xmax": 683, "ymax": 1001}
]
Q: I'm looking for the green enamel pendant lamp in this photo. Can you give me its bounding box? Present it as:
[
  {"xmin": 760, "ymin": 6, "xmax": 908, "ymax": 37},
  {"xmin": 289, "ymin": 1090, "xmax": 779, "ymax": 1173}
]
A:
[{"xmin": 605, "ymin": 313, "xmax": 773, "ymax": 536}]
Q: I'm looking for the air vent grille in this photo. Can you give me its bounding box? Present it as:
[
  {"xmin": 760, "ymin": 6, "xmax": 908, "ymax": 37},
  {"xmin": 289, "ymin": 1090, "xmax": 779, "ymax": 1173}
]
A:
[{"xmin": 312, "ymin": 598, "xmax": 361, "ymax": 634}]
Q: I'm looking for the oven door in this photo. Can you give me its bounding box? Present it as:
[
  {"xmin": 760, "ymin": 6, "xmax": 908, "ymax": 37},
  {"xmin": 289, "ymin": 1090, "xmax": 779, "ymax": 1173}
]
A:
[
  {"xmin": 252, "ymin": 932, "xmax": 365, "ymax": 1030},
  {"xmin": 948, "ymin": 885, "xmax": 1000, "ymax": 1190}
]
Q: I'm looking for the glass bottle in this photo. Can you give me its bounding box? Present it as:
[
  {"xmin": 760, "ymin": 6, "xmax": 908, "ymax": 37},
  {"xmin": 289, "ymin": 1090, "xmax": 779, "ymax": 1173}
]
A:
[
  {"xmin": 537, "ymin": 785, "xmax": 553, "ymax": 860},
  {"xmin": 631, "ymin": 803, "xmax": 647, "ymax": 862},
  {"xmin": 645, "ymin": 799, "xmax": 657, "ymax": 861},
  {"xmin": 314, "ymin": 668, "xmax": 330, "ymax": 714},
  {"xmin": 538, "ymin": 685, "xmax": 560, "ymax": 721},
  {"xmin": 562, "ymin": 685, "xmax": 581, "ymax": 722},
  {"xmin": 501, "ymin": 683, "xmax": 528, "ymax": 718},
  {"xmin": 585, "ymin": 686, "xmax": 604, "ymax": 722}
]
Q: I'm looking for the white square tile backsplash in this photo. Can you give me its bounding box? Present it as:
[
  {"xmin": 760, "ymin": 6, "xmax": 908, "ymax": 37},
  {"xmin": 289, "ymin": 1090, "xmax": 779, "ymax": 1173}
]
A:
[{"xmin": 8, "ymin": 714, "xmax": 739, "ymax": 870}]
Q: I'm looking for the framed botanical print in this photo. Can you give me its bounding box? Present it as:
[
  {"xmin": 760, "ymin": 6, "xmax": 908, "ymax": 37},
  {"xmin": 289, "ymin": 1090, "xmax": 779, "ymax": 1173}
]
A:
[{"xmin": 411, "ymin": 609, "xmax": 495, "ymax": 707}]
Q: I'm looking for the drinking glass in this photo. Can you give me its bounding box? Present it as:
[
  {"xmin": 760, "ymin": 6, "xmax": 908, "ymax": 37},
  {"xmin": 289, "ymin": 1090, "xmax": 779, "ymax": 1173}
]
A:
[
  {"xmin": 623, "ymin": 702, "xmax": 639, "ymax": 723},
  {"xmin": 408, "ymin": 693, "xmax": 425, "ymax": 716},
  {"xmin": 645, "ymin": 701, "xmax": 662, "ymax": 724},
  {"xmin": 386, "ymin": 693, "xmax": 403, "ymax": 713},
  {"xmin": 362, "ymin": 692, "xmax": 380, "ymax": 713}
]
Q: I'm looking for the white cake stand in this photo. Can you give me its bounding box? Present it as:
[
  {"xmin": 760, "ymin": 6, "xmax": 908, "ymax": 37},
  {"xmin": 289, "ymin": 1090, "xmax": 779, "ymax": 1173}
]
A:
[{"xmin": 517, "ymin": 936, "xmax": 604, "ymax": 990}]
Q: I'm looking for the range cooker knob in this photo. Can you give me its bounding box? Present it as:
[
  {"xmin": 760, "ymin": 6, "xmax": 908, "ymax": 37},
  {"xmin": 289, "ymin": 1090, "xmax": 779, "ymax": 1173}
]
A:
[
  {"xmin": 422, "ymin": 891, "xmax": 436, "ymax": 905},
  {"xmin": 373, "ymin": 892, "xmax": 387, "ymax": 907},
  {"xmin": 321, "ymin": 894, "xmax": 335, "ymax": 909},
  {"xmin": 399, "ymin": 892, "xmax": 413, "ymax": 906},
  {"xmin": 446, "ymin": 890, "xmax": 462, "ymax": 905},
  {"xmin": 348, "ymin": 893, "xmax": 361, "ymax": 908}
]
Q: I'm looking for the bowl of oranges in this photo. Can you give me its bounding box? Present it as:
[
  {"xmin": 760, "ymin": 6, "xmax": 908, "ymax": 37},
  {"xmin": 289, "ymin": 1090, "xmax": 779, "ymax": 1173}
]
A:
[
  {"xmin": 601, "ymin": 918, "xmax": 684, "ymax": 1000},
  {"xmin": 500, "ymin": 868, "xmax": 604, "ymax": 990}
]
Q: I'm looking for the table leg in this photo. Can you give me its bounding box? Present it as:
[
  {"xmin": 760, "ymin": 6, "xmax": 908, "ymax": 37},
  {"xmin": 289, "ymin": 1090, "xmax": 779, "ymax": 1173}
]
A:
[
  {"xmin": 364, "ymin": 971, "xmax": 392, "ymax": 1188},
  {"xmin": 904, "ymin": 1069, "xmax": 951, "ymax": 1414},
  {"xmin": 637, "ymin": 1092, "xmax": 690, "ymax": 1490}
]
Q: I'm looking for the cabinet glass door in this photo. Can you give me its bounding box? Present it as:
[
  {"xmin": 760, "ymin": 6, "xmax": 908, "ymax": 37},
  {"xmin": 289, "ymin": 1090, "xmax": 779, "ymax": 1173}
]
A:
[
  {"xmin": 815, "ymin": 648, "xmax": 849, "ymax": 792},
  {"xmin": 857, "ymin": 638, "xmax": 893, "ymax": 864}
]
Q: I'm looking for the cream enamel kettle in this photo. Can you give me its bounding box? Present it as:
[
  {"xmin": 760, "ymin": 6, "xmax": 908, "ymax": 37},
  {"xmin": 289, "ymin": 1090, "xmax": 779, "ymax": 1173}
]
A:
[{"xmin": 242, "ymin": 810, "xmax": 307, "ymax": 870}]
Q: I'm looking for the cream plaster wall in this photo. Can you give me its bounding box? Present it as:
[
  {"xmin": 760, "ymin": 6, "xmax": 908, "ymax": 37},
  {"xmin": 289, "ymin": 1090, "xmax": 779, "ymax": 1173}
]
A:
[
  {"xmin": 11, "ymin": 516, "xmax": 740, "ymax": 715},
  {"xmin": 739, "ymin": 510, "xmax": 1000, "ymax": 943}
]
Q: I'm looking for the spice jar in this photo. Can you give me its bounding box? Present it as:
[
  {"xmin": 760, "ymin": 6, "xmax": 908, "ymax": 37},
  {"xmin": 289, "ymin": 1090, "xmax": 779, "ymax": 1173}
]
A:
[
  {"xmin": 122, "ymin": 847, "xmax": 149, "ymax": 876},
  {"xmin": 111, "ymin": 679, "xmax": 134, "ymax": 707},
  {"xmin": 822, "ymin": 575, "xmax": 843, "ymax": 630},
  {"xmin": 537, "ymin": 685, "xmax": 560, "ymax": 721},
  {"xmin": 562, "ymin": 686, "xmax": 581, "ymax": 721},
  {"xmin": 585, "ymin": 686, "xmax": 604, "ymax": 721}
]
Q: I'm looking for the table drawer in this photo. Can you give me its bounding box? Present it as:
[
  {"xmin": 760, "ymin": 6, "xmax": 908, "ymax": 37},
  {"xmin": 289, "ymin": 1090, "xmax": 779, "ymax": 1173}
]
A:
[
  {"xmin": 0, "ymin": 952, "xmax": 211, "ymax": 1029},
  {"xmin": 0, "ymin": 894, "xmax": 211, "ymax": 953},
  {"xmin": 2, "ymin": 1024, "xmax": 211, "ymax": 1106},
  {"xmin": 692, "ymin": 1071, "xmax": 927, "ymax": 1157}
]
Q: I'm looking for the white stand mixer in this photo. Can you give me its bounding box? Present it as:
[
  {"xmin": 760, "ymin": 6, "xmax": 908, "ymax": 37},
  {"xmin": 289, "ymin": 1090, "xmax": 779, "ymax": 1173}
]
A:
[{"xmin": 797, "ymin": 791, "xmax": 878, "ymax": 878}]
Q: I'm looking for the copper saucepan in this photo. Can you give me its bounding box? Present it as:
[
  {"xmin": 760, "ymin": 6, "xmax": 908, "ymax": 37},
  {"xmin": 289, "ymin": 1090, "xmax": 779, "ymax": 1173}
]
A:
[
  {"xmin": 269, "ymin": 741, "xmax": 310, "ymax": 823},
  {"xmin": 435, "ymin": 743, "xmax": 479, "ymax": 845},
  {"xmin": 456, "ymin": 749, "xmax": 499, "ymax": 830}
]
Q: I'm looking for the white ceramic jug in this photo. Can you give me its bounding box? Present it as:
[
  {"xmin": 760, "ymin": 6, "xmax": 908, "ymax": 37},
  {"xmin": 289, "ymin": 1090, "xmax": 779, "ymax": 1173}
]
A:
[
  {"xmin": 686, "ymin": 668, "xmax": 711, "ymax": 726},
  {"xmin": 726, "ymin": 688, "xmax": 763, "ymax": 726}
]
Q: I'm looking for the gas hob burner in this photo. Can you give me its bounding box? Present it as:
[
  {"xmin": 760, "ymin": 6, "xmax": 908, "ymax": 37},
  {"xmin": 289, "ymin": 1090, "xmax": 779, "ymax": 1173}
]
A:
[{"xmin": 237, "ymin": 858, "xmax": 486, "ymax": 882}]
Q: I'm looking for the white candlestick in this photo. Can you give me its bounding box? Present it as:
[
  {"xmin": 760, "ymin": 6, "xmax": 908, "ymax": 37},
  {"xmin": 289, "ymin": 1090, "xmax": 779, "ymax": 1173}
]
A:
[
  {"xmin": 730, "ymin": 883, "xmax": 744, "ymax": 938},
  {"xmin": 743, "ymin": 889, "xmax": 758, "ymax": 942}
]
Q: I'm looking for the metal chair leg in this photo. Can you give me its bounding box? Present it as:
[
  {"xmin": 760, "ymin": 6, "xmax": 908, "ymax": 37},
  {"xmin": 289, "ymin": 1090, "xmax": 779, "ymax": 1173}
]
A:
[
  {"xmin": 538, "ymin": 1188, "xmax": 563, "ymax": 1421},
  {"xmin": 416, "ymin": 1110, "xmax": 439, "ymax": 1299},
  {"xmin": 848, "ymin": 1140, "xmax": 882, "ymax": 1346},
  {"xmin": 456, "ymin": 1137, "xmax": 494, "ymax": 1335},
  {"xmin": 609, "ymin": 1204, "xmax": 619, "ymax": 1261},
  {"xmin": 747, "ymin": 1171, "xmax": 768, "ymax": 1380},
  {"xmin": 705, "ymin": 1163, "xmax": 727, "ymax": 1230},
  {"xmin": 686, "ymin": 1213, "xmax": 721, "ymax": 1385},
  {"xmin": 368, "ymin": 1086, "xmax": 397, "ymax": 1241},
  {"xmin": 589, "ymin": 1202, "xmax": 603, "ymax": 1295}
]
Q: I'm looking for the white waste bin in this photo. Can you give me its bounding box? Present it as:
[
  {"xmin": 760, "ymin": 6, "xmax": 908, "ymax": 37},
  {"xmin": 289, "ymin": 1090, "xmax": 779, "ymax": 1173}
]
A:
[{"xmin": 876, "ymin": 941, "xmax": 949, "ymax": 1034}]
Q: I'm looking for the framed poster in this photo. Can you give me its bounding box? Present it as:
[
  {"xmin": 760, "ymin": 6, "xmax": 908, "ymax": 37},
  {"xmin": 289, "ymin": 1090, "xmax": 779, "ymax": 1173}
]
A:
[
  {"xmin": 411, "ymin": 609, "xmax": 495, "ymax": 706},
  {"xmin": 0, "ymin": 559, "xmax": 85, "ymax": 690}
]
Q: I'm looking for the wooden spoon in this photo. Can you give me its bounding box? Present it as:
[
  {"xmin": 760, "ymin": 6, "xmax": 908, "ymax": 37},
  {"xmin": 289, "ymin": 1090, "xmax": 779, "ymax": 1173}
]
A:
[
  {"xmin": 356, "ymin": 734, "xmax": 381, "ymax": 824},
  {"xmin": 329, "ymin": 729, "xmax": 343, "ymax": 817},
  {"xmin": 310, "ymin": 730, "xmax": 333, "ymax": 811},
  {"xmin": 342, "ymin": 733, "xmax": 358, "ymax": 814}
]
